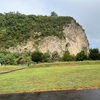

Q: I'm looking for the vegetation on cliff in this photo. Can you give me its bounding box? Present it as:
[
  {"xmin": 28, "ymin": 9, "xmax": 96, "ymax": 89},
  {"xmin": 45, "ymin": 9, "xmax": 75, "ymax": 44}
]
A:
[{"xmin": 0, "ymin": 12, "xmax": 79, "ymax": 49}]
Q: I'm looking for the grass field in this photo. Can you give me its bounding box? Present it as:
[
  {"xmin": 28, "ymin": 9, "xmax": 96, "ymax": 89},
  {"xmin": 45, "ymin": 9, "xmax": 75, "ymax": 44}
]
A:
[
  {"xmin": 0, "ymin": 62, "xmax": 100, "ymax": 93},
  {"xmin": 0, "ymin": 65, "xmax": 25, "ymax": 74}
]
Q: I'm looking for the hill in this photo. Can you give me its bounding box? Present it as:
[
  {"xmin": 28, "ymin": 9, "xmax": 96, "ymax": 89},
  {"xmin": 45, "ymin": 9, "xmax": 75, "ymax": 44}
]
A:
[{"xmin": 0, "ymin": 12, "xmax": 89, "ymax": 55}]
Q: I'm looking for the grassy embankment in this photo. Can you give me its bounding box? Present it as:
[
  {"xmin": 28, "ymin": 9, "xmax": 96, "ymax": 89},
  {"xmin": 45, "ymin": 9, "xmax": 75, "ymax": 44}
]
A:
[{"xmin": 0, "ymin": 61, "xmax": 100, "ymax": 93}]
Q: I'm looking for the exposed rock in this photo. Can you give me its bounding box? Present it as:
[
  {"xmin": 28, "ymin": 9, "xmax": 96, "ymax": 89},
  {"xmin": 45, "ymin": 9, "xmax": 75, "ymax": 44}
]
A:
[{"xmin": 6, "ymin": 21, "xmax": 89, "ymax": 56}]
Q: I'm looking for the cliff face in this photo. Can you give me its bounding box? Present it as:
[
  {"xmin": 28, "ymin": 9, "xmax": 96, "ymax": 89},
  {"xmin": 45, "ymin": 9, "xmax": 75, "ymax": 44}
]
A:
[{"xmin": 6, "ymin": 21, "xmax": 89, "ymax": 56}]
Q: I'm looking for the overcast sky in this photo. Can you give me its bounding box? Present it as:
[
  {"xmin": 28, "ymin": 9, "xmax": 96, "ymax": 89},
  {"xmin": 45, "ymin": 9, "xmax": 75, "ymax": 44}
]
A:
[{"xmin": 0, "ymin": 0, "xmax": 100, "ymax": 49}]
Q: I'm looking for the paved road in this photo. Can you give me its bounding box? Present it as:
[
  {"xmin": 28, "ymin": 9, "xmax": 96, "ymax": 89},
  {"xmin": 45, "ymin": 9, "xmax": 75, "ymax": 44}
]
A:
[{"xmin": 0, "ymin": 89, "xmax": 100, "ymax": 100}]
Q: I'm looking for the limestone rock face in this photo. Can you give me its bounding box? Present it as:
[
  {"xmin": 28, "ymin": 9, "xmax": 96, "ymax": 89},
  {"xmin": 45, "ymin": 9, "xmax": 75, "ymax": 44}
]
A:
[{"xmin": 6, "ymin": 21, "xmax": 89, "ymax": 56}]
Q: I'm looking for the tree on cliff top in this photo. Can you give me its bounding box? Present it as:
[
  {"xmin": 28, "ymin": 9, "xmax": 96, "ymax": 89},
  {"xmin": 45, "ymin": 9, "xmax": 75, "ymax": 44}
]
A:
[{"xmin": 51, "ymin": 11, "xmax": 58, "ymax": 17}]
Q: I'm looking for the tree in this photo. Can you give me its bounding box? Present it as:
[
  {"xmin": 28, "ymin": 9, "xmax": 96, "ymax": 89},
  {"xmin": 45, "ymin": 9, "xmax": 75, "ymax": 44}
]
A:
[
  {"xmin": 10, "ymin": 52, "xmax": 32, "ymax": 65},
  {"xmin": 62, "ymin": 51, "xmax": 75, "ymax": 61},
  {"xmin": 76, "ymin": 51, "xmax": 87, "ymax": 61},
  {"xmin": 0, "ymin": 53, "xmax": 5, "ymax": 65},
  {"xmin": 42, "ymin": 52, "xmax": 51, "ymax": 62},
  {"xmin": 89, "ymin": 48, "xmax": 100, "ymax": 60},
  {"xmin": 5, "ymin": 54, "xmax": 15, "ymax": 65},
  {"xmin": 31, "ymin": 51, "xmax": 43, "ymax": 63},
  {"xmin": 51, "ymin": 11, "xmax": 58, "ymax": 17},
  {"xmin": 52, "ymin": 51, "xmax": 60, "ymax": 61}
]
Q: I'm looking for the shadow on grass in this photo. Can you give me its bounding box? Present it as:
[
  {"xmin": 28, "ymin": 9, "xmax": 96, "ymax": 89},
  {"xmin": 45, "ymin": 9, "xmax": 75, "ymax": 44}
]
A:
[{"xmin": 0, "ymin": 89, "xmax": 100, "ymax": 100}]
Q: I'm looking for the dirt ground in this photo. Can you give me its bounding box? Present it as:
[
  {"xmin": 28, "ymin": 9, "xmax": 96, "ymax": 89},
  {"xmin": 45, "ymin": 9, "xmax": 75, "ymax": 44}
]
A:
[{"xmin": 0, "ymin": 89, "xmax": 100, "ymax": 100}]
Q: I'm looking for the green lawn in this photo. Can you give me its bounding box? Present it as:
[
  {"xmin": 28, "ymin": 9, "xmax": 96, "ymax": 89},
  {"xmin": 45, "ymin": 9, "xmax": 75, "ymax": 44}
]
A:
[{"xmin": 0, "ymin": 63, "xmax": 100, "ymax": 93}]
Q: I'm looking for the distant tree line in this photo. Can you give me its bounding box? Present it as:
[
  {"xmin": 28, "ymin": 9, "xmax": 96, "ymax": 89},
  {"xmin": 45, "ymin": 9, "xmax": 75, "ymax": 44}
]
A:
[{"xmin": 0, "ymin": 48, "xmax": 100, "ymax": 65}]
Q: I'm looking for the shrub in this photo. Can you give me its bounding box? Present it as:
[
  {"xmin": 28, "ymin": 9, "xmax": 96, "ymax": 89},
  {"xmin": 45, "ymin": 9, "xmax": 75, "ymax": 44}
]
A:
[
  {"xmin": 42, "ymin": 52, "xmax": 51, "ymax": 62},
  {"xmin": 31, "ymin": 51, "xmax": 43, "ymax": 63},
  {"xmin": 89, "ymin": 48, "xmax": 100, "ymax": 60},
  {"xmin": 52, "ymin": 51, "xmax": 60, "ymax": 61},
  {"xmin": 76, "ymin": 51, "xmax": 87, "ymax": 61},
  {"xmin": 5, "ymin": 54, "xmax": 15, "ymax": 65},
  {"xmin": 62, "ymin": 51, "xmax": 75, "ymax": 61},
  {"xmin": 0, "ymin": 53, "xmax": 6, "ymax": 65}
]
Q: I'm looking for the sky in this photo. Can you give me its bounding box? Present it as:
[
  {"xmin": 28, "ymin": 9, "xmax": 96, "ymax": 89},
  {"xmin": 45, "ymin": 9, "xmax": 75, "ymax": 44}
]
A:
[{"xmin": 0, "ymin": 0, "xmax": 100, "ymax": 49}]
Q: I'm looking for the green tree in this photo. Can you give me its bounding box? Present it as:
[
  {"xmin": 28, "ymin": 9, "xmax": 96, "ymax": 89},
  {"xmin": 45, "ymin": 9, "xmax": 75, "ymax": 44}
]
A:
[
  {"xmin": 89, "ymin": 48, "xmax": 100, "ymax": 60},
  {"xmin": 0, "ymin": 53, "xmax": 5, "ymax": 65},
  {"xmin": 42, "ymin": 52, "xmax": 51, "ymax": 62},
  {"xmin": 62, "ymin": 51, "xmax": 75, "ymax": 61},
  {"xmin": 76, "ymin": 51, "xmax": 87, "ymax": 61},
  {"xmin": 52, "ymin": 51, "xmax": 60, "ymax": 61},
  {"xmin": 5, "ymin": 54, "xmax": 15, "ymax": 65},
  {"xmin": 51, "ymin": 11, "xmax": 58, "ymax": 17},
  {"xmin": 16, "ymin": 53, "xmax": 32, "ymax": 65},
  {"xmin": 31, "ymin": 51, "xmax": 43, "ymax": 63}
]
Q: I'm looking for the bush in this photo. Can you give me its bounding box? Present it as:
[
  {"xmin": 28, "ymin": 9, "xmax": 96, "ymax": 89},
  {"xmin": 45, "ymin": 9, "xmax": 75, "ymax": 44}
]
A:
[
  {"xmin": 5, "ymin": 54, "xmax": 15, "ymax": 65},
  {"xmin": 52, "ymin": 51, "xmax": 60, "ymax": 61},
  {"xmin": 17, "ymin": 54, "xmax": 32, "ymax": 65},
  {"xmin": 0, "ymin": 53, "xmax": 6, "ymax": 65},
  {"xmin": 76, "ymin": 51, "xmax": 87, "ymax": 61},
  {"xmin": 89, "ymin": 48, "xmax": 100, "ymax": 60},
  {"xmin": 62, "ymin": 51, "xmax": 75, "ymax": 61},
  {"xmin": 42, "ymin": 52, "xmax": 51, "ymax": 62},
  {"xmin": 31, "ymin": 51, "xmax": 43, "ymax": 63}
]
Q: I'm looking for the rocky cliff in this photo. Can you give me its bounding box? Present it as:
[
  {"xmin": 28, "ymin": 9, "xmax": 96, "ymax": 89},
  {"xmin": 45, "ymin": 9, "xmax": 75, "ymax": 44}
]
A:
[{"xmin": 6, "ymin": 21, "xmax": 89, "ymax": 56}]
